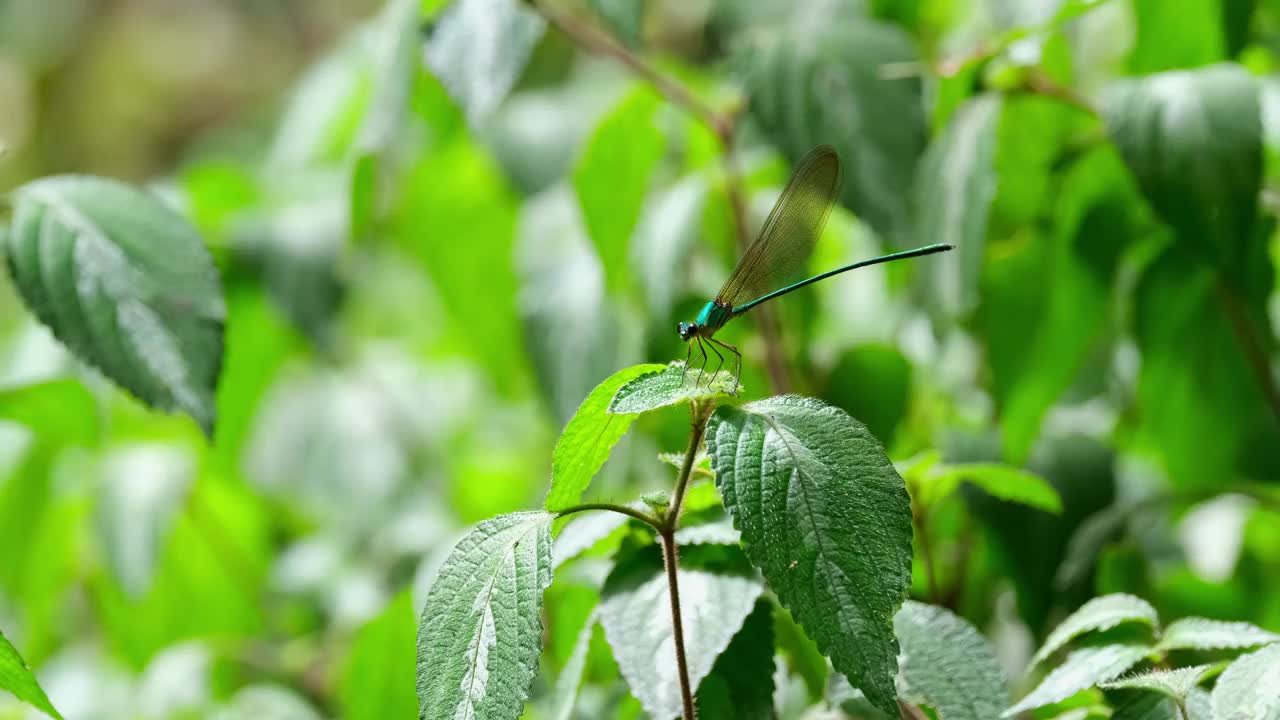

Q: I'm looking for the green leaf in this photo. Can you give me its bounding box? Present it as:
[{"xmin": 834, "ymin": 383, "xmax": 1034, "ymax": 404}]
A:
[
  {"xmin": 707, "ymin": 396, "xmax": 913, "ymax": 714},
  {"xmin": 342, "ymin": 591, "xmax": 418, "ymax": 720},
  {"xmin": 1157, "ymin": 618, "xmax": 1280, "ymax": 652},
  {"xmin": 1211, "ymin": 643, "xmax": 1280, "ymax": 720},
  {"xmin": 4, "ymin": 176, "xmax": 226, "ymax": 435},
  {"xmin": 1005, "ymin": 644, "xmax": 1152, "ymax": 716},
  {"xmin": 545, "ymin": 617, "xmax": 594, "ymax": 720},
  {"xmin": 1113, "ymin": 688, "xmax": 1212, "ymax": 720},
  {"xmin": 0, "ymin": 629, "xmax": 61, "ymax": 719},
  {"xmin": 1128, "ymin": 0, "xmax": 1227, "ymax": 74},
  {"xmin": 607, "ymin": 362, "xmax": 735, "ymax": 415},
  {"xmin": 357, "ymin": 0, "xmax": 422, "ymax": 155},
  {"xmin": 737, "ymin": 17, "xmax": 925, "ymax": 241},
  {"xmin": 1033, "ymin": 594, "xmax": 1160, "ymax": 666},
  {"xmin": 1133, "ymin": 247, "xmax": 1278, "ymax": 488},
  {"xmin": 1102, "ymin": 64, "xmax": 1262, "ymax": 280},
  {"xmin": 424, "ymin": 0, "xmax": 545, "ymax": 124},
  {"xmin": 632, "ymin": 176, "xmax": 708, "ymax": 321},
  {"xmin": 673, "ymin": 518, "xmax": 740, "ymax": 546},
  {"xmin": 0, "ymin": 379, "xmax": 98, "ymax": 445},
  {"xmin": 916, "ymin": 94, "xmax": 1001, "ymax": 315},
  {"xmin": 573, "ymin": 87, "xmax": 664, "ymax": 296},
  {"xmin": 552, "ymin": 510, "xmax": 632, "ymax": 568},
  {"xmin": 927, "ymin": 463, "xmax": 1063, "ymax": 514},
  {"xmin": 696, "ymin": 599, "xmax": 775, "ymax": 720},
  {"xmin": 1100, "ymin": 665, "xmax": 1213, "ymax": 700},
  {"xmin": 820, "ymin": 344, "xmax": 912, "ymax": 448},
  {"xmin": 894, "ymin": 600, "xmax": 1008, "ymax": 720},
  {"xmin": 545, "ymin": 363, "xmax": 666, "ymax": 511},
  {"xmin": 597, "ymin": 544, "xmax": 763, "ymax": 720},
  {"xmin": 96, "ymin": 445, "xmax": 194, "ymax": 597},
  {"xmin": 416, "ymin": 511, "xmax": 555, "ymax": 720}
]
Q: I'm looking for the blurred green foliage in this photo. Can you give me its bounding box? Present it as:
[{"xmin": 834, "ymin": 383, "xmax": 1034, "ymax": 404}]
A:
[{"xmin": 2, "ymin": 0, "xmax": 1280, "ymax": 717}]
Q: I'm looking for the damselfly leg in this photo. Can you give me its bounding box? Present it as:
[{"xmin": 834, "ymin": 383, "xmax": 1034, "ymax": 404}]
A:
[{"xmin": 709, "ymin": 337, "xmax": 741, "ymax": 395}]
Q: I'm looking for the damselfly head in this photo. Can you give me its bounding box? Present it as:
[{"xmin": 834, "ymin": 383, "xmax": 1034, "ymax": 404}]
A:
[{"xmin": 677, "ymin": 322, "xmax": 697, "ymax": 341}]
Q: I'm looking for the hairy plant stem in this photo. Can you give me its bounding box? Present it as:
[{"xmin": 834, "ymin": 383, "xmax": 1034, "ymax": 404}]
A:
[
  {"xmin": 556, "ymin": 501, "xmax": 662, "ymax": 530},
  {"xmin": 528, "ymin": 0, "xmax": 790, "ymax": 394},
  {"xmin": 657, "ymin": 401, "xmax": 713, "ymax": 720}
]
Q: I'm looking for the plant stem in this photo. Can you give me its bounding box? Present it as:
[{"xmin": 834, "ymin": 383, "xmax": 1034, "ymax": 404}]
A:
[
  {"xmin": 1217, "ymin": 283, "xmax": 1280, "ymax": 426},
  {"xmin": 911, "ymin": 500, "xmax": 941, "ymax": 603},
  {"xmin": 555, "ymin": 502, "xmax": 662, "ymax": 530}
]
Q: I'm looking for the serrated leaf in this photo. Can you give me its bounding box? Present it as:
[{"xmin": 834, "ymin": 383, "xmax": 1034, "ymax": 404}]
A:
[
  {"xmin": 707, "ymin": 396, "xmax": 913, "ymax": 715},
  {"xmin": 1113, "ymin": 688, "xmax": 1212, "ymax": 720},
  {"xmin": 597, "ymin": 544, "xmax": 762, "ymax": 720},
  {"xmin": 1158, "ymin": 618, "xmax": 1280, "ymax": 653},
  {"xmin": 916, "ymin": 94, "xmax": 1001, "ymax": 315},
  {"xmin": 4, "ymin": 176, "xmax": 226, "ymax": 434},
  {"xmin": 545, "ymin": 363, "xmax": 666, "ymax": 511},
  {"xmin": 342, "ymin": 591, "xmax": 418, "ymax": 720},
  {"xmin": 1004, "ymin": 644, "xmax": 1151, "ymax": 716},
  {"xmin": 0, "ymin": 379, "xmax": 98, "ymax": 445},
  {"xmin": 1101, "ymin": 665, "xmax": 1212, "ymax": 700},
  {"xmin": 1211, "ymin": 643, "xmax": 1280, "ymax": 720},
  {"xmin": 928, "ymin": 463, "xmax": 1063, "ymax": 514},
  {"xmin": 416, "ymin": 511, "xmax": 554, "ymax": 720},
  {"xmin": 737, "ymin": 17, "xmax": 925, "ymax": 241},
  {"xmin": 1033, "ymin": 594, "xmax": 1160, "ymax": 666},
  {"xmin": 573, "ymin": 87, "xmax": 664, "ymax": 295},
  {"xmin": 424, "ymin": 0, "xmax": 545, "ymax": 124},
  {"xmin": 894, "ymin": 600, "xmax": 1008, "ymax": 720},
  {"xmin": 1102, "ymin": 63, "xmax": 1262, "ymax": 280},
  {"xmin": 607, "ymin": 361, "xmax": 735, "ymax": 415},
  {"xmin": 0, "ymin": 629, "xmax": 62, "ymax": 719},
  {"xmin": 696, "ymin": 599, "xmax": 775, "ymax": 720}
]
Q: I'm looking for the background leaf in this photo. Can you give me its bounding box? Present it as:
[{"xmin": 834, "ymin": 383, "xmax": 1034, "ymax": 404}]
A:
[
  {"xmin": 894, "ymin": 600, "xmax": 1008, "ymax": 720},
  {"xmin": 707, "ymin": 396, "xmax": 912, "ymax": 714},
  {"xmin": 1157, "ymin": 618, "xmax": 1280, "ymax": 652},
  {"xmin": 1210, "ymin": 643, "xmax": 1280, "ymax": 720},
  {"xmin": 0, "ymin": 379, "xmax": 98, "ymax": 445},
  {"xmin": 1006, "ymin": 644, "xmax": 1152, "ymax": 716},
  {"xmin": 1033, "ymin": 594, "xmax": 1160, "ymax": 666},
  {"xmin": 0, "ymin": 629, "xmax": 62, "ymax": 719},
  {"xmin": 342, "ymin": 591, "xmax": 418, "ymax": 720},
  {"xmin": 416, "ymin": 511, "xmax": 554, "ymax": 720},
  {"xmin": 5, "ymin": 176, "xmax": 225, "ymax": 434},
  {"xmin": 695, "ymin": 599, "xmax": 775, "ymax": 720},
  {"xmin": 424, "ymin": 0, "xmax": 545, "ymax": 124}
]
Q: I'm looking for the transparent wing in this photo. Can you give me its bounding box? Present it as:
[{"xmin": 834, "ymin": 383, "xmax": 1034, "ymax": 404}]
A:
[{"xmin": 715, "ymin": 145, "xmax": 842, "ymax": 311}]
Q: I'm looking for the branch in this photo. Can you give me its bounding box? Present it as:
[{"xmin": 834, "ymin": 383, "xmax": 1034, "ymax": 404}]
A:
[{"xmin": 556, "ymin": 501, "xmax": 662, "ymax": 530}]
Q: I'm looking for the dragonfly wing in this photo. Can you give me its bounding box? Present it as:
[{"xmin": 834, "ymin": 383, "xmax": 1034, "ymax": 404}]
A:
[{"xmin": 715, "ymin": 145, "xmax": 842, "ymax": 310}]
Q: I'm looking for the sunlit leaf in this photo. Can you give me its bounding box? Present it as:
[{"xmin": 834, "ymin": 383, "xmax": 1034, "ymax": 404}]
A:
[
  {"xmin": 0, "ymin": 629, "xmax": 62, "ymax": 719},
  {"xmin": 1100, "ymin": 664, "xmax": 1213, "ymax": 700},
  {"xmin": 1005, "ymin": 644, "xmax": 1151, "ymax": 716},
  {"xmin": 707, "ymin": 396, "xmax": 912, "ymax": 714},
  {"xmin": 607, "ymin": 362, "xmax": 735, "ymax": 415},
  {"xmin": 696, "ymin": 599, "xmax": 774, "ymax": 720},
  {"xmin": 1033, "ymin": 594, "xmax": 1159, "ymax": 666},
  {"xmin": 597, "ymin": 544, "xmax": 762, "ymax": 720},
  {"xmin": 0, "ymin": 378, "xmax": 98, "ymax": 445},
  {"xmin": 416, "ymin": 511, "xmax": 554, "ymax": 720},
  {"xmin": 342, "ymin": 591, "xmax": 418, "ymax": 720},
  {"xmin": 1210, "ymin": 643, "xmax": 1280, "ymax": 720},
  {"xmin": 545, "ymin": 363, "xmax": 665, "ymax": 511},
  {"xmin": 737, "ymin": 17, "xmax": 925, "ymax": 241},
  {"xmin": 424, "ymin": 0, "xmax": 544, "ymax": 124},
  {"xmin": 4, "ymin": 176, "xmax": 225, "ymax": 434},
  {"xmin": 1157, "ymin": 618, "xmax": 1280, "ymax": 652},
  {"xmin": 894, "ymin": 600, "xmax": 1008, "ymax": 719},
  {"xmin": 573, "ymin": 87, "xmax": 664, "ymax": 296}
]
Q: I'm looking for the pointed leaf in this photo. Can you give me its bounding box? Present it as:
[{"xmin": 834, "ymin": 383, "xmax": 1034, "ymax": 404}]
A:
[
  {"xmin": 1033, "ymin": 594, "xmax": 1159, "ymax": 666},
  {"xmin": 597, "ymin": 545, "xmax": 762, "ymax": 720},
  {"xmin": 707, "ymin": 396, "xmax": 913, "ymax": 715},
  {"xmin": 416, "ymin": 511, "xmax": 555, "ymax": 720},
  {"xmin": 1102, "ymin": 63, "xmax": 1262, "ymax": 280},
  {"xmin": 1158, "ymin": 618, "xmax": 1280, "ymax": 653},
  {"xmin": 1004, "ymin": 644, "xmax": 1151, "ymax": 716},
  {"xmin": 0, "ymin": 629, "xmax": 62, "ymax": 719},
  {"xmin": 894, "ymin": 600, "xmax": 1008, "ymax": 720},
  {"xmin": 916, "ymin": 94, "xmax": 1002, "ymax": 315},
  {"xmin": 607, "ymin": 361, "xmax": 735, "ymax": 415},
  {"xmin": 4, "ymin": 176, "xmax": 226, "ymax": 434},
  {"xmin": 424, "ymin": 0, "xmax": 545, "ymax": 124},
  {"xmin": 1100, "ymin": 665, "xmax": 1213, "ymax": 701},
  {"xmin": 545, "ymin": 363, "xmax": 666, "ymax": 510},
  {"xmin": 927, "ymin": 463, "xmax": 1062, "ymax": 513},
  {"xmin": 1210, "ymin": 643, "xmax": 1280, "ymax": 720},
  {"xmin": 696, "ymin": 599, "xmax": 775, "ymax": 720},
  {"xmin": 342, "ymin": 592, "xmax": 418, "ymax": 720}
]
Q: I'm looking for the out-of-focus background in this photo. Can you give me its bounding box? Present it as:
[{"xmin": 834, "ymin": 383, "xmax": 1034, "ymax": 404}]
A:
[{"xmin": 2, "ymin": 0, "xmax": 1280, "ymax": 717}]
